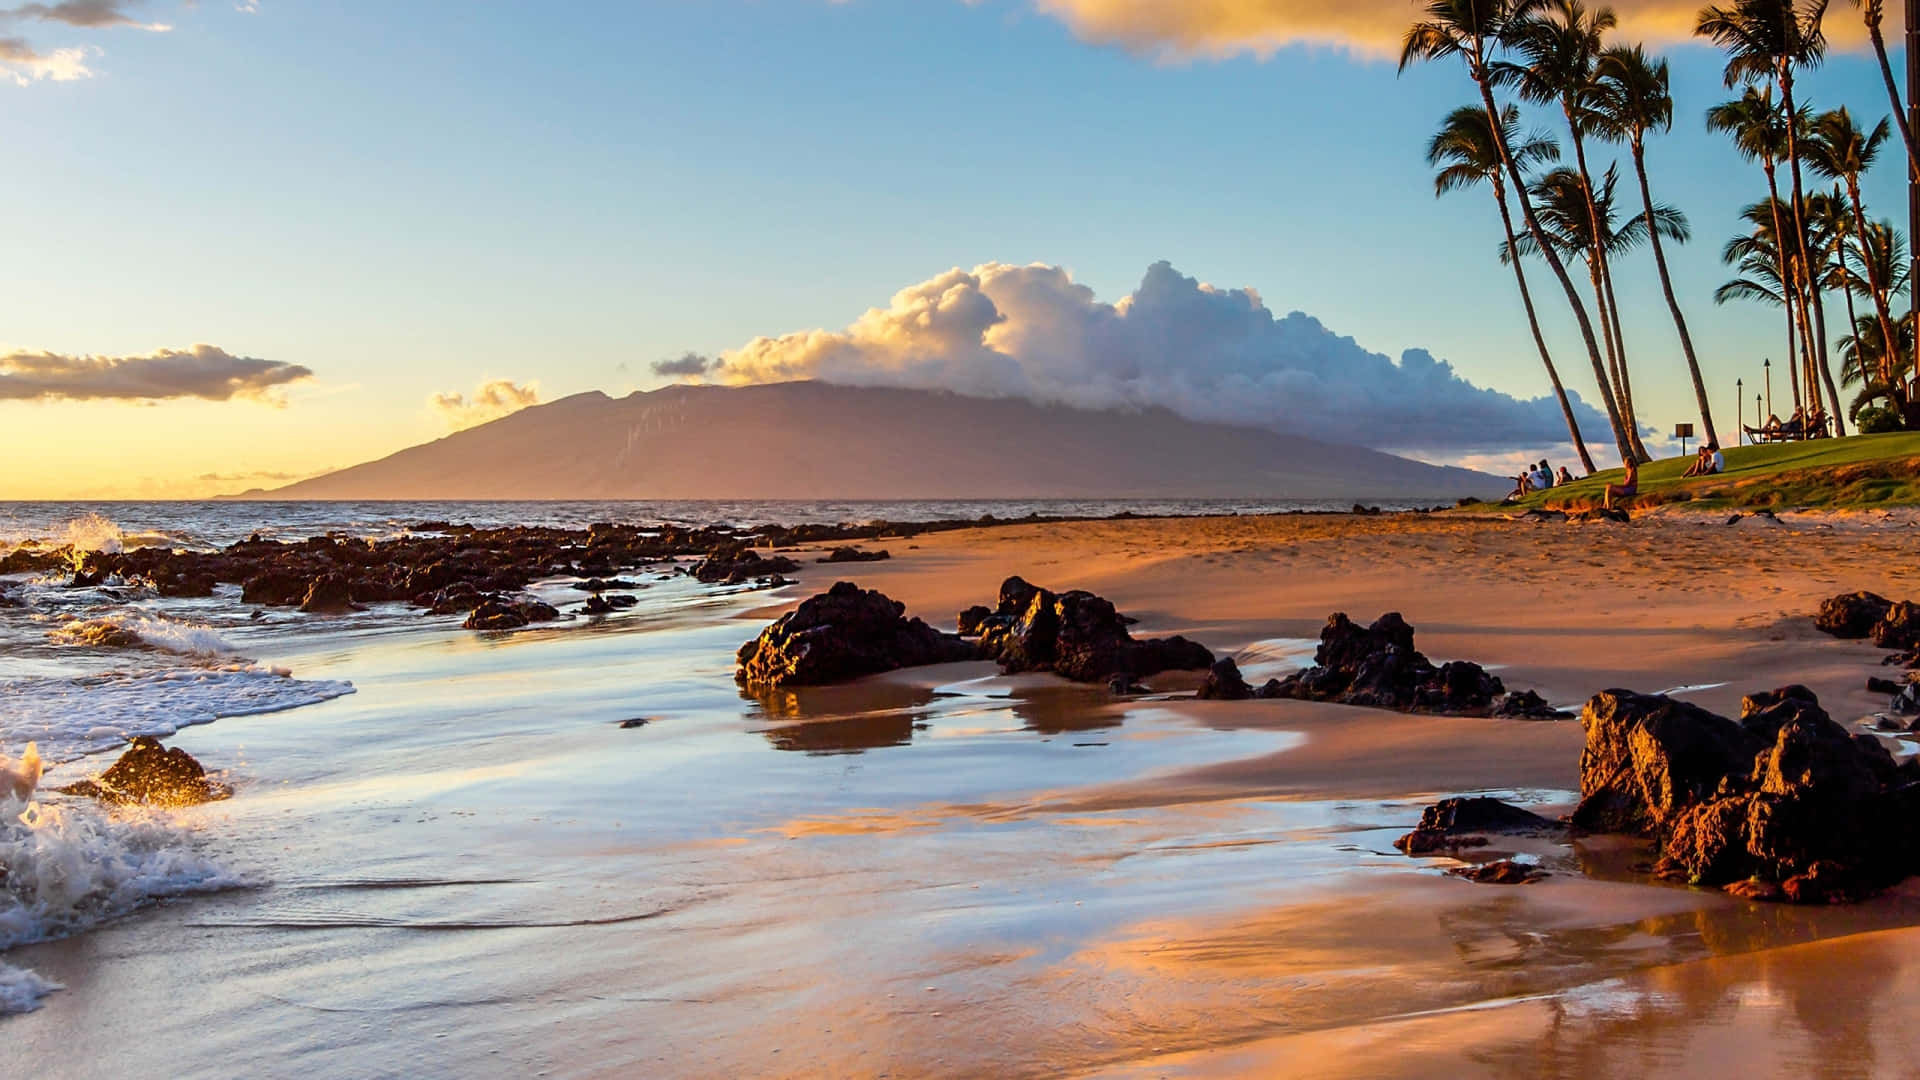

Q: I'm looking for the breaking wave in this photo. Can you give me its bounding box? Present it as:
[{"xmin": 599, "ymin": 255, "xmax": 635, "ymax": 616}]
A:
[
  {"xmin": 0, "ymin": 667, "xmax": 356, "ymax": 763},
  {"xmin": 46, "ymin": 614, "xmax": 240, "ymax": 658},
  {"xmin": 0, "ymin": 796, "xmax": 250, "ymax": 1014}
]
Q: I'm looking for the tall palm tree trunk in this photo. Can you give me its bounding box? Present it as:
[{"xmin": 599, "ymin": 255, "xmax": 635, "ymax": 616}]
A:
[
  {"xmin": 1475, "ymin": 79, "xmax": 1635, "ymax": 464},
  {"xmin": 1806, "ymin": 274, "xmax": 1849, "ymax": 434},
  {"xmin": 1778, "ymin": 67, "xmax": 1830, "ymax": 389},
  {"xmin": 1865, "ymin": 16, "xmax": 1920, "ymax": 180},
  {"xmin": 1569, "ymin": 127, "xmax": 1649, "ymax": 461},
  {"xmin": 1845, "ymin": 181, "xmax": 1903, "ymax": 397},
  {"xmin": 1629, "ymin": 140, "xmax": 1718, "ymax": 446},
  {"xmin": 1600, "ymin": 256, "xmax": 1653, "ymax": 460},
  {"xmin": 1494, "ymin": 186, "xmax": 1597, "ymax": 472},
  {"xmin": 1760, "ymin": 159, "xmax": 1805, "ymax": 411}
]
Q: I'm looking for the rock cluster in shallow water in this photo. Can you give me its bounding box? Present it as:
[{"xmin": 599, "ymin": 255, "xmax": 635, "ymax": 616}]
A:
[
  {"xmin": 962, "ymin": 576, "xmax": 1214, "ymax": 685},
  {"xmin": 1255, "ymin": 613, "xmax": 1564, "ymax": 718},
  {"xmin": 736, "ymin": 581, "xmax": 975, "ymax": 690},
  {"xmin": 1574, "ymin": 686, "xmax": 1920, "ymax": 903}
]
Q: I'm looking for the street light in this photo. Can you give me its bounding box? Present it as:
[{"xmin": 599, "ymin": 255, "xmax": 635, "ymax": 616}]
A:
[
  {"xmin": 1763, "ymin": 358, "xmax": 1772, "ymax": 421},
  {"xmin": 1736, "ymin": 377, "xmax": 1744, "ymax": 445}
]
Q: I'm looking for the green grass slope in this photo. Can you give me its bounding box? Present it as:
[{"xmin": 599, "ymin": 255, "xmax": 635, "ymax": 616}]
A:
[{"xmin": 1459, "ymin": 432, "xmax": 1920, "ymax": 514}]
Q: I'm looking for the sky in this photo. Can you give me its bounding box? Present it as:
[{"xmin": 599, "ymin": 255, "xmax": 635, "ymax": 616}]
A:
[{"xmin": 0, "ymin": 0, "xmax": 1913, "ymax": 498}]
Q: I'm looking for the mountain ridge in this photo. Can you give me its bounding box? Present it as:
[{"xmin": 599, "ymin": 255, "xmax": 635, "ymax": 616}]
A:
[{"xmin": 246, "ymin": 382, "xmax": 1506, "ymax": 501}]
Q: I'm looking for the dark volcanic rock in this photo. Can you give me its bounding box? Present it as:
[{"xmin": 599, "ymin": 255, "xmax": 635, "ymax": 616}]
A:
[
  {"xmin": 298, "ymin": 573, "xmax": 361, "ymax": 614},
  {"xmin": 817, "ymin": 547, "xmax": 891, "ymax": 564},
  {"xmin": 1196, "ymin": 658, "xmax": 1254, "ymax": 701},
  {"xmin": 1871, "ymin": 600, "xmax": 1920, "ymax": 650},
  {"xmin": 242, "ymin": 569, "xmax": 308, "ymax": 607},
  {"xmin": 1815, "ymin": 591, "xmax": 1894, "ymax": 639},
  {"xmin": 694, "ymin": 548, "xmax": 802, "ymax": 585},
  {"xmin": 1575, "ymin": 685, "xmax": 1920, "ymax": 903},
  {"xmin": 1570, "ymin": 690, "xmax": 1759, "ymax": 834},
  {"xmin": 57, "ymin": 737, "xmax": 229, "ymax": 806},
  {"xmin": 736, "ymin": 581, "xmax": 975, "ymax": 690},
  {"xmin": 956, "ymin": 605, "xmax": 994, "ymax": 636},
  {"xmin": 1266, "ymin": 613, "xmax": 1509, "ymax": 716},
  {"xmin": 1395, "ymin": 796, "xmax": 1558, "ymax": 854},
  {"xmin": 463, "ymin": 596, "xmax": 561, "ymax": 631},
  {"xmin": 1451, "ymin": 860, "xmax": 1548, "ymax": 885},
  {"xmin": 1492, "ymin": 689, "xmax": 1570, "ymax": 720},
  {"xmin": 971, "ymin": 577, "xmax": 1214, "ymax": 684}
]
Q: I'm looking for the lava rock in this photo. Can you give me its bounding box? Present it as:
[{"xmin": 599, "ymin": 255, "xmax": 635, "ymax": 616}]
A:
[
  {"xmin": 1492, "ymin": 689, "xmax": 1570, "ymax": 720},
  {"xmin": 1815, "ymin": 591, "xmax": 1894, "ymax": 639},
  {"xmin": 735, "ymin": 581, "xmax": 975, "ymax": 690},
  {"xmin": 1450, "ymin": 860, "xmax": 1548, "ymax": 885},
  {"xmin": 298, "ymin": 573, "xmax": 361, "ymax": 614},
  {"xmin": 1265, "ymin": 613, "xmax": 1510, "ymax": 716},
  {"xmin": 817, "ymin": 547, "xmax": 891, "ymax": 564},
  {"xmin": 972, "ymin": 579, "xmax": 1213, "ymax": 684},
  {"xmin": 956, "ymin": 605, "xmax": 995, "ymax": 636},
  {"xmin": 1576, "ymin": 685, "xmax": 1920, "ymax": 903},
  {"xmin": 1196, "ymin": 658, "xmax": 1255, "ymax": 701},
  {"xmin": 463, "ymin": 596, "xmax": 560, "ymax": 631},
  {"xmin": 56, "ymin": 737, "xmax": 229, "ymax": 806},
  {"xmin": 1394, "ymin": 797, "xmax": 1558, "ymax": 854},
  {"xmin": 242, "ymin": 569, "xmax": 308, "ymax": 607},
  {"xmin": 694, "ymin": 549, "xmax": 802, "ymax": 585},
  {"xmin": 1871, "ymin": 600, "xmax": 1920, "ymax": 650}
]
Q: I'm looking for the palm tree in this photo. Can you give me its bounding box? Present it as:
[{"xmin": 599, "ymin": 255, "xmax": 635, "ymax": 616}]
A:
[
  {"xmin": 1838, "ymin": 219, "xmax": 1914, "ymax": 411},
  {"xmin": 1803, "ymin": 188, "xmax": 1853, "ymax": 432},
  {"xmin": 1840, "ymin": 309, "xmax": 1915, "ymax": 419},
  {"xmin": 1402, "ymin": 0, "xmax": 1637, "ymax": 464},
  {"xmin": 1843, "ymin": 0, "xmax": 1918, "ymax": 180},
  {"xmin": 1594, "ymin": 43, "xmax": 1718, "ymax": 447},
  {"xmin": 1707, "ymin": 88, "xmax": 1815, "ymax": 413},
  {"xmin": 1805, "ymin": 106, "xmax": 1901, "ymax": 416},
  {"xmin": 1696, "ymin": 0, "xmax": 1831, "ymax": 406},
  {"xmin": 1498, "ymin": 0, "xmax": 1649, "ymax": 460},
  {"xmin": 1428, "ymin": 105, "xmax": 1599, "ymax": 472},
  {"xmin": 1720, "ymin": 200, "xmax": 1807, "ymax": 409}
]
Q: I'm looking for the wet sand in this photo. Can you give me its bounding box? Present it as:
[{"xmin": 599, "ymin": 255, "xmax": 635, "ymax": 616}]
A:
[{"xmin": 12, "ymin": 510, "xmax": 1920, "ymax": 1078}]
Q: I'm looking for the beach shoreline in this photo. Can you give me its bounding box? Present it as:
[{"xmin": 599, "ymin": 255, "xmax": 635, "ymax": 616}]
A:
[{"xmin": 6, "ymin": 507, "xmax": 1920, "ymax": 1077}]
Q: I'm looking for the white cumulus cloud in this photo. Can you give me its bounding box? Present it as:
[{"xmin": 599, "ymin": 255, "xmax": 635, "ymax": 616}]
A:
[{"xmin": 711, "ymin": 260, "xmax": 1605, "ymax": 454}]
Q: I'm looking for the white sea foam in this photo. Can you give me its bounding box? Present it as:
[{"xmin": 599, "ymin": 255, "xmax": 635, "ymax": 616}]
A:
[
  {"xmin": 0, "ymin": 667, "xmax": 356, "ymax": 763},
  {"xmin": 0, "ymin": 796, "xmax": 249, "ymax": 1014},
  {"xmin": 0, "ymin": 963, "xmax": 61, "ymax": 1015},
  {"xmin": 47, "ymin": 613, "xmax": 240, "ymax": 658}
]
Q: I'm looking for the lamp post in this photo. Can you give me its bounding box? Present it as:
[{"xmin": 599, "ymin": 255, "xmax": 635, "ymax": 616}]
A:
[
  {"xmin": 1763, "ymin": 358, "xmax": 1772, "ymax": 421},
  {"xmin": 1756, "ymin": 394, "xmax": 1763, "ymax": 435},
  {"xmin": 1736, "ymin": 378, "xmax": 1744, "ymax": 445}
]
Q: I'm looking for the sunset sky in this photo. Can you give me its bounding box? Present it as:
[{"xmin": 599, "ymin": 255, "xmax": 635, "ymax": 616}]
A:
[{"xmin": 1, "ymin": 0, "xmax": 1910, "ymax": 498}]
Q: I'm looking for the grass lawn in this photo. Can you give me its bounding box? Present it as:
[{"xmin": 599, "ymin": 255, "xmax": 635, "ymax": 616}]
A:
[{"xmin": 1458, "ymin": 431, "xmax": 1920, "ymax": 514}]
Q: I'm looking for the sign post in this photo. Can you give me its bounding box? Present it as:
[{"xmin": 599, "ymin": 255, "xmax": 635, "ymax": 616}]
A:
[{"xmin": 1675, "ymin": 422, "xmax": 1695, "ymax": 458}]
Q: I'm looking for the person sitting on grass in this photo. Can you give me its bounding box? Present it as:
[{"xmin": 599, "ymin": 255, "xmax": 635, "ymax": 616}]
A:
[
  {"xmin": 1603, "ymin": 457, "xmax": 1639, "ymax": 511},
  {"xmin": 1557, "ymin": 465, "xmax": 1575, "ymax": 485},
  {"xmin": 1682, "ymin": 444, "xmax": 1715, "ymax": 477},
  {"xmin": 1708, "ymin": 442, "xmax": 1724, "ymax": 475}
]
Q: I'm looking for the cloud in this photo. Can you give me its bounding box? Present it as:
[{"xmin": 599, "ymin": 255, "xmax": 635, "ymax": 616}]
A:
[
  {"xmin": 712, "ymin": 260, "xmax": 1606, "ymax": 454},
  {"xmin": 430, "ymin": 379, "xmax": 540, "ymax": 430},
  {"xmin": 0, "ymin": 344, "xmax": 313, "ymax": 403},
  {"xmin": 2, "ymin": 2, "xmax": 168, "ymax": 30},
  {"xmin": 1023, "ymin": 0, "xmax": 1850, "ymax": 60},
  {"xmin": 651, "ymin": 352, "xmax": 715, "ymax": 378},
  {"xmin": 0, "ymin": 1, "xmax": 172, "ymax": 84},
  {"xmin": 0, "ymin": 34, "xmax": 90, "ymax": 81}
]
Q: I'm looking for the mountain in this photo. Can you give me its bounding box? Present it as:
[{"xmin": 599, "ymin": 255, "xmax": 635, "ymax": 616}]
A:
[{"xmin": 251, "ymin": 382, "xmax": 1506, "ymax": 501}]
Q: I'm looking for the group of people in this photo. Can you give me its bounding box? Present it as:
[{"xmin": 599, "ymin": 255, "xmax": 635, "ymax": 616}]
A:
[
  {"xmin": 1750, "ymin": 405, "xmax": 1830, "ymax": 442},
  {"xmin": 1507, "ymin": 459, "xmax": 1576, "ymax": 501}
]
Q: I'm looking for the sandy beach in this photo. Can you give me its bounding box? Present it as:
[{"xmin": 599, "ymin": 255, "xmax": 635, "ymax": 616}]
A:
[{"xmin": 9, "ymin": 508, "xmax": 1920, "ymax": 1078}]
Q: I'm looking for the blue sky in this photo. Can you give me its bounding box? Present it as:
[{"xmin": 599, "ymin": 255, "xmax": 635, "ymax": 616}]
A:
[{"xmin": 0, "ymin": 1, "xmax": 1910, "ymax": 496}]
